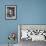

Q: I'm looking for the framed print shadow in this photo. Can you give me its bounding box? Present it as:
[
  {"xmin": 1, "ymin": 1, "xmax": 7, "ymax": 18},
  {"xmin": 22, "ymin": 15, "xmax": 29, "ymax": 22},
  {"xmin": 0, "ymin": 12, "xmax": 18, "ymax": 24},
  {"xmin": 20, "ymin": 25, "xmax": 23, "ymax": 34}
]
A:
[{"xmin": 5, "ymin": 5, "xmax": 16, "ymax": 20}]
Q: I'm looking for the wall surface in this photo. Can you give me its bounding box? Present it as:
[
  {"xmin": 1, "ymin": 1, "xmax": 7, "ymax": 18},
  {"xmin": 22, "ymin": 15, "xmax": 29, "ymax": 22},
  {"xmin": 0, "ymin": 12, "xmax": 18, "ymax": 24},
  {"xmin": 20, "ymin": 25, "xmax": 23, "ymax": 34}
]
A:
[{"xmin": 0, "ymin": 0, "xmax": 46, "ymax": 45}]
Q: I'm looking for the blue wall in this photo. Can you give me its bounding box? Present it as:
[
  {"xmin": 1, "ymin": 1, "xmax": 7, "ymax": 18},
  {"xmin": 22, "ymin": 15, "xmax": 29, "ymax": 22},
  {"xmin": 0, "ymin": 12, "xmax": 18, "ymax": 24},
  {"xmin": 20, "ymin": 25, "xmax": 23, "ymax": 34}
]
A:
[{"xmin": 0, "ymin": 0, "xmax": 46, "ymax": 44}]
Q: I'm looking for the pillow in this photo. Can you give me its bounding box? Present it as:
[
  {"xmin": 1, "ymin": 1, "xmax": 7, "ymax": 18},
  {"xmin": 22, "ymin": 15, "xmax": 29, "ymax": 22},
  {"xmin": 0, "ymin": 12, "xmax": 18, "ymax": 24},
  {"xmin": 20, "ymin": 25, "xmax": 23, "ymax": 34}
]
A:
[
  {"xmin": 21, "ymin": 30, "xmax": 28, "ymax": 39},
  {"xmin": 32, "ymin": 35, "xmax": 45, "ymax": 41}
]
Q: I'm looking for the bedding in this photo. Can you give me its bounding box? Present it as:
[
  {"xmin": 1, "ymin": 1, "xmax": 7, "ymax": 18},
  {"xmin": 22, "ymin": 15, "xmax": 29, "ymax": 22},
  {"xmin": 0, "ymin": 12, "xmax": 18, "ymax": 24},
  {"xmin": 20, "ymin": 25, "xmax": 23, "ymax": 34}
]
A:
[{"xmin": 21, "ymin": 29, "xmax": 45, "ymax": 41}]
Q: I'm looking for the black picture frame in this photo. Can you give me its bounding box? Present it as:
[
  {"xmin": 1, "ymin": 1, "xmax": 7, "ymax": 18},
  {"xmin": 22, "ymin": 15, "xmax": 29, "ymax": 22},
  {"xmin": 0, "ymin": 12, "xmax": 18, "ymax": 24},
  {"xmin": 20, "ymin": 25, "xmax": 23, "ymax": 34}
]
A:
[{"xmin": 5, "ymin": 5, "xmax": 16, "ymax": 20}]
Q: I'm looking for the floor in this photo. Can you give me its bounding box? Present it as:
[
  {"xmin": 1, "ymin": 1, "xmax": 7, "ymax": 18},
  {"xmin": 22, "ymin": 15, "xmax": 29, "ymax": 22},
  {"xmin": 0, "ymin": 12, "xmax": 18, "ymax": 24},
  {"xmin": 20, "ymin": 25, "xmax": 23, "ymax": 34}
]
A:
[
  {"xmin": 0, "ymin": 40, "xmax": 46, "ymax": 46},
  {"xmin": 0, "ymin": 44, "xmax": 18, "ymax": 46},
  {"xmin": 19, "ymin": 39, "xmax": 46, "ymax": 46}
]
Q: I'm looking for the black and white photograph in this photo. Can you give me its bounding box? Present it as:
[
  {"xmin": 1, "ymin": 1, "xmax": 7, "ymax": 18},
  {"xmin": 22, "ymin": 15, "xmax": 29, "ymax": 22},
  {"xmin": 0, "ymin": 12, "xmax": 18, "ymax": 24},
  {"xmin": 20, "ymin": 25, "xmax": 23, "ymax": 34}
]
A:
[{"xmin": 5, "ymin": 5, "xmax": 16, "ymax": 20}]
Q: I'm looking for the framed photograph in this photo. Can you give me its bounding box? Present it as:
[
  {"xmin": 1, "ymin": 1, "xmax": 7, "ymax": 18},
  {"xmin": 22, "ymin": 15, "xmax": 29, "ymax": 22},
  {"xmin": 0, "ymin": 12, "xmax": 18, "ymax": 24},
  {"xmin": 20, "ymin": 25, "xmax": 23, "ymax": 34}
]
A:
[{"xmin": 5, "ymin": 5, "xmax": 16, "ymax": 20}]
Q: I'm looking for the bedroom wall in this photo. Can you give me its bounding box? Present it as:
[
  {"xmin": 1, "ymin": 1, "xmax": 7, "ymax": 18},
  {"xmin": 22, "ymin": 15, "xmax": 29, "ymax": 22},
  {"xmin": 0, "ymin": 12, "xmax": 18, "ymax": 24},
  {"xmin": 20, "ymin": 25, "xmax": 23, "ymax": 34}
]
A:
[{"xmin": 0, "ymin": 0, "xmax": 46, "ymax": 44}]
